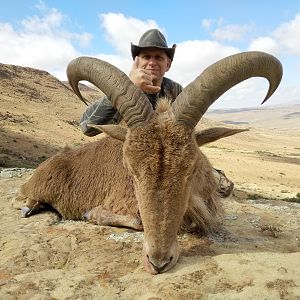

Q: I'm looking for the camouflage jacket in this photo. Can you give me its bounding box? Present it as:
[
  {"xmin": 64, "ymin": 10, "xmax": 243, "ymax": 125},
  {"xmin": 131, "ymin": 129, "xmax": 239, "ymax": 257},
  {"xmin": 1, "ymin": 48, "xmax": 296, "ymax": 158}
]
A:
[{"xmin": 80, "ymin": 77, "xmax": 183, "ymax": 136}]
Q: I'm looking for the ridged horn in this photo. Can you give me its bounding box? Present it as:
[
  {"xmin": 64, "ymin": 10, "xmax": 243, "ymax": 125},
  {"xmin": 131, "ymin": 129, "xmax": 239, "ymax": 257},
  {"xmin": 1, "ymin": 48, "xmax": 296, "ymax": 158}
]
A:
[
  {"xmin": 66, "ymin": 56, "xmax": 154, "ymax": 128},
  {"xmin": 172, "ymin": 51, "xmax": 283, "ymax": 128}
]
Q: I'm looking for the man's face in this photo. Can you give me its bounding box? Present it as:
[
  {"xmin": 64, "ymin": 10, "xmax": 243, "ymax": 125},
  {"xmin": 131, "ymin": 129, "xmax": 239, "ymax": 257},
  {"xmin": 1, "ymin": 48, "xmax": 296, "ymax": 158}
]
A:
[{"xmin": 138, "ymin": 48, "xmax": 172, "ymax": 84}]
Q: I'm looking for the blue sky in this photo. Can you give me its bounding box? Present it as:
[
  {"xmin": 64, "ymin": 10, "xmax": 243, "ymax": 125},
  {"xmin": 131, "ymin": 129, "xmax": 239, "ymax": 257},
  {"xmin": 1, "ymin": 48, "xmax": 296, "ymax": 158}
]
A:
[{"xmin": 1, "ymin": 0, "xmax": 300, "ymax": 109}]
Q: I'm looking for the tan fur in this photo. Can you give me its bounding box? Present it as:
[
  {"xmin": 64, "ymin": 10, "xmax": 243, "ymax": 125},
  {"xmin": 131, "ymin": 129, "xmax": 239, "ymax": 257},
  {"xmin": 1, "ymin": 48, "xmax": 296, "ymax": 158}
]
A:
[
  {"xmin": 16, "ymin": 138, "xmax": 138, "ymax": 219},
  {"xmin": 155, "ymin": 97, "xmax": 172, "ymax": 113}
]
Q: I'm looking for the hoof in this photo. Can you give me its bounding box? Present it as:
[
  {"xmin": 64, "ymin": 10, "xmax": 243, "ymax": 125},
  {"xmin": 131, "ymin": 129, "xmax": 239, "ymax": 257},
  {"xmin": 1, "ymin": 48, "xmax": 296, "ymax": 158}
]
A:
[
  {"xmin": 21, "ymin": 206, "xmax": 33, "ymax": 218},
  {"xmin": 82, "ymin": 211, "xmax": 92, "ymax": 221},
  {"xmin": 20, "ymin": 203, "xmax": 44, "ymax": 217}
]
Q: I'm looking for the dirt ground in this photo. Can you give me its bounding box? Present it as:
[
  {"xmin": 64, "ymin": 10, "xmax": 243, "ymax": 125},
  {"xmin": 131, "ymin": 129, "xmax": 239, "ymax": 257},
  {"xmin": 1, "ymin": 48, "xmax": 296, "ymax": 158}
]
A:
[
  {"xmin": 0, "ymin": 63, "xmax": 300, "ymax": 299},
  {"xmin": 0, "ymin": 168, "xmax": 299, "ymax": 300},
  {"xmin": 200, "ymin": 124, "xmax": 300, "ymax": 201}
]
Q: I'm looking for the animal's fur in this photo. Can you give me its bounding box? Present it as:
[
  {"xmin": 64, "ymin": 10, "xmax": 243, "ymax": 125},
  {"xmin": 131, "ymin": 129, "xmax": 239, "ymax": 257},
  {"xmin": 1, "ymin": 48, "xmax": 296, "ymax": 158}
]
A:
[
  {"xmin": 16, "ymin": 138, "xmax": 138, "ymax": 219},
  {"xmin": 16, "ymin": 100, "xmax": 222, "ymax": 232}
]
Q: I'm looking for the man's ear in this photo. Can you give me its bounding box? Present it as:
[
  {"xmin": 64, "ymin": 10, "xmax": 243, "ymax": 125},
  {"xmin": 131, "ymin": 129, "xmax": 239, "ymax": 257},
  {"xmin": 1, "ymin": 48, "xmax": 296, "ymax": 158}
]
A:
[
  {"xmin": 195, "ymin": 127, "xmax": 249, "ymax": 146},
  {"xmin": 166, "ymin": 58, "xmax": 172, "ymax": 72},
  {"xmin": 88, "ymin": 124, "xmax": 128, "ymax": 141}
]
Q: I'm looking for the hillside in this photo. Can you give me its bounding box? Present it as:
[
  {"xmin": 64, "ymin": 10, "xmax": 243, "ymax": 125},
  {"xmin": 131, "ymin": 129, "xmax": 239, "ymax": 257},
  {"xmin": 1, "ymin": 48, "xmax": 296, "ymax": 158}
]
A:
[{"xmin": 0, "ymin": 63, "xmax": 101, "ymax": 167}]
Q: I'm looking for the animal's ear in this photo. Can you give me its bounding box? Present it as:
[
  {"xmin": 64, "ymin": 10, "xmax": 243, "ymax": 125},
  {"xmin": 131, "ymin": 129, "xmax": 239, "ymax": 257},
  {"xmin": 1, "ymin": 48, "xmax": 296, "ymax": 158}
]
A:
[
  {"xmin": 195, "ymin": 127, "xmax": 249, "ymax": 146},
  {"xmin": 88, "ymin": 124, "xmax": 128, "ymax": 142}
]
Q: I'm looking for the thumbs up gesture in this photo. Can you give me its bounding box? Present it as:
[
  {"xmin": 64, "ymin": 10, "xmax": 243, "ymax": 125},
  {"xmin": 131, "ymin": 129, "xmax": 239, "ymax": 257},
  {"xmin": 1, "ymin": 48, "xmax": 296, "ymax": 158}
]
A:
[{"xmin": 129, "ymin": 57, "xmax": 161, "ymax": 94}]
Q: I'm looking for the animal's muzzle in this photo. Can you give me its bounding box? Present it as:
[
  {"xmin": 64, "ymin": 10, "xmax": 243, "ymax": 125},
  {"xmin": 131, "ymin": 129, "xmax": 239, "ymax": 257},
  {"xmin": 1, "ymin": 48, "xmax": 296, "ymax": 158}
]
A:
[{"xmin": 147, "ymin": 254, "xmax": 173, "ymax": 274}]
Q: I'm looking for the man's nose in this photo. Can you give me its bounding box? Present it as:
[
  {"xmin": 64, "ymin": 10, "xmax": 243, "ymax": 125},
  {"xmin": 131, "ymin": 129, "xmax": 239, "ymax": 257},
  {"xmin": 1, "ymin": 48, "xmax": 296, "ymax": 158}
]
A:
[{"xmin": 148, "ymin": 57, "xmax": 157, "ymax": 65}]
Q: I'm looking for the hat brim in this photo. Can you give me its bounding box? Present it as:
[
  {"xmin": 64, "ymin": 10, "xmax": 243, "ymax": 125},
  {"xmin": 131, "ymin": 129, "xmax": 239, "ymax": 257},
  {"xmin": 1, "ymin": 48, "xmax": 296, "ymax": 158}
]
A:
[{"xmin": 131, "ymin": 43, "xmax": 176, "ymax": 61}]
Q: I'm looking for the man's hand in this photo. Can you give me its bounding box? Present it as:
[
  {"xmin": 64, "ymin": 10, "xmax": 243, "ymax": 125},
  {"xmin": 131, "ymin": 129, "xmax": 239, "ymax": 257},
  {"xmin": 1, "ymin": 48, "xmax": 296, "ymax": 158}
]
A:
[{"xmin": 129, "ymin": 57, "xmax": 161, "ymax": 94}]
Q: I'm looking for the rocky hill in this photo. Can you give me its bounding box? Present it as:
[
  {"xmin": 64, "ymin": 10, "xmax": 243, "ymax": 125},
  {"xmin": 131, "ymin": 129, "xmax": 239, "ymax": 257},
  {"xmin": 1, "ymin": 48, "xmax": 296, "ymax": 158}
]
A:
[{"xmin": 0, "ymin": 63, "xmax": 102, "ymax": 167}]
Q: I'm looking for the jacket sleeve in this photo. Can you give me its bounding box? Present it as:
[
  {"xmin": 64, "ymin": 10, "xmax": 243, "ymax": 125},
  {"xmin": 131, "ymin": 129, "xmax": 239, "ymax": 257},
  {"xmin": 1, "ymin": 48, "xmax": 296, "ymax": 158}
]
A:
[{"xmin": 79, "ymin": 96, "xmax": 118, "ymax": 136}]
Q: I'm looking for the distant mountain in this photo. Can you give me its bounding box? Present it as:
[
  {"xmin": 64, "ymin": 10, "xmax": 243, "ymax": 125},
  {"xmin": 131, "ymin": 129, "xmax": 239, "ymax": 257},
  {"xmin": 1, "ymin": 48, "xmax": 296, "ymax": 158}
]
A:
[{"xmin": 206, "ymin": 103, "xmax": 300, "ymax": 129}]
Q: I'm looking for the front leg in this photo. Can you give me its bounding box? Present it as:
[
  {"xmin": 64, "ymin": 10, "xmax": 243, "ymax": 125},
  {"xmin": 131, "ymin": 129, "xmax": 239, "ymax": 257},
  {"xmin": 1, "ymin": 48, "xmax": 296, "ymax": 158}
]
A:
[{"xmin": 83, "ymin": 206, "xmax": 143, "ymax": 231}]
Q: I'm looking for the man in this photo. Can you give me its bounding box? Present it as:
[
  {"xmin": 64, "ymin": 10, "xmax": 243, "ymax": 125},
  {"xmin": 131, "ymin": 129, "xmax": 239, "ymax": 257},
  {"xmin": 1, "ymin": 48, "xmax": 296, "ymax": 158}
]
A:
[
  {"xmin": 79, "ymin": 29, "xmax": 234, "ymax": 198},
  {"xmin": 80, "ymin": 29, "xmax": 182, "ymax": 136}
]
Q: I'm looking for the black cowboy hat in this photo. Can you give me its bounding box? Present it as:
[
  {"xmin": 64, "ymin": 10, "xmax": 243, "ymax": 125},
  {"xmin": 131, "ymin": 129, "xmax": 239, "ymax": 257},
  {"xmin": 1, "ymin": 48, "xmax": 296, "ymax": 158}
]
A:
[{"xmin": 131, "ymin": 29, "xmax": 176, "ymax": 61}]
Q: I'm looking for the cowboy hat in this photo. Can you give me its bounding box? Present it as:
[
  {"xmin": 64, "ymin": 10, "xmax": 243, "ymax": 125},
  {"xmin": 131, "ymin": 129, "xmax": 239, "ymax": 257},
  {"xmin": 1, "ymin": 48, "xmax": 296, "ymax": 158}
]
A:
[{"xmin": 131, "ymin": 29, "xmax": 176, "ymax": 61}]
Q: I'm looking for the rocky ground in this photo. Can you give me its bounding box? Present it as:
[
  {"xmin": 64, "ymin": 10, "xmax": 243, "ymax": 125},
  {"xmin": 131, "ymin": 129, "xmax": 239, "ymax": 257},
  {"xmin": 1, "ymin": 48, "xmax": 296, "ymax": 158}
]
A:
[{"xmin": 0, "ymin": 168, "xmax": 299, "ymax": 300}]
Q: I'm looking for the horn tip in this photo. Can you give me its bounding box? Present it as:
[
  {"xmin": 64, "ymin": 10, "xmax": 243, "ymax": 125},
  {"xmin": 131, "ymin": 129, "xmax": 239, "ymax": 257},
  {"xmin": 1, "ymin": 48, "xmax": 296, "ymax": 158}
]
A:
[{"xmin": 261, "ymin": 98, "xmax": 268, "ymax": 105}]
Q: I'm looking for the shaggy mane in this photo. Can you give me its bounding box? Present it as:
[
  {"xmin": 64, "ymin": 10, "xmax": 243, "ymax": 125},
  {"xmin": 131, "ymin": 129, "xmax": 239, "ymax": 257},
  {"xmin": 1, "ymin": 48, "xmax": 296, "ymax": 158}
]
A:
[{"xmin": 156, "ymin": 97, "xmax": 172, "ymax": 113}]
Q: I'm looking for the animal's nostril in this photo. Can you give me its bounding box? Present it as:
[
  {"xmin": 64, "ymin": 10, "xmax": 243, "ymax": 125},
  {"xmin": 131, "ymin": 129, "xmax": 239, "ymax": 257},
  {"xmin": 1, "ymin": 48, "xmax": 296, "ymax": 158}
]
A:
[{"xmin": 147, "ymin": 255, "xmax": 173, "ymax": 273}]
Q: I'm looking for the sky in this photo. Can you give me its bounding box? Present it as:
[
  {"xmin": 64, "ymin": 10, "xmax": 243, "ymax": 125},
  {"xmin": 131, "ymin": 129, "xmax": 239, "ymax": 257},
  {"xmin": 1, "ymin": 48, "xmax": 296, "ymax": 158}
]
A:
[{"xmin": 1, "ymin": 0, "xmax": 300, "ymax": 109}]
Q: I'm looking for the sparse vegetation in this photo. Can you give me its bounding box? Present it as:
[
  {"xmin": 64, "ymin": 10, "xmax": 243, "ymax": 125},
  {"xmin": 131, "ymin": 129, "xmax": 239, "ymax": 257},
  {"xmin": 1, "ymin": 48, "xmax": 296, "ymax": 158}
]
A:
[
  {"xmin": 246, "ymin": 192, "xmax": 272, "ymax": 200},
  {"xmin": 255, "ymin": 150, "xmax": 280, "ymax": 157},
  {"xmin": 259, "ymin": 224, "xmax": 282, "ymax": 238},
  {"xmin": 247, "ymin": 192, "xmax": 300, "ymax": 203},
  {"xmin": 204, "ymin": 145, "xmax": 233, "ymax": 152},
  {"xmin": 285, "ymin": 193, "xmax": 300, "ymax": 203}
]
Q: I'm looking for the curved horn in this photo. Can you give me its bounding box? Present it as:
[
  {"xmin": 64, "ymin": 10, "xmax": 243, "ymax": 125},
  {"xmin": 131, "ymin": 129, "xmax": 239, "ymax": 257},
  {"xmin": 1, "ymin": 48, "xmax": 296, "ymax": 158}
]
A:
[
  {"xmin": 66, "ymin": 56, "xmax": 154, "ymax": 128},
  {"xmin": 172, "ymin": 51, "xmax": 283, "ymax": 128}
]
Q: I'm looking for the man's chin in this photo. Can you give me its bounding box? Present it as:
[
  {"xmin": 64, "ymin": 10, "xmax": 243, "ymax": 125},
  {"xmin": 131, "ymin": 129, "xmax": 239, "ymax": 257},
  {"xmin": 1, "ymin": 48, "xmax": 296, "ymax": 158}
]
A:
[
  {"xmin": 151, "ymin": 76, "xmax": 161, "ymax": 86},
  {"xmin": 149, "ymin": 71, "xmax": 160, "ymax": 78}
]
